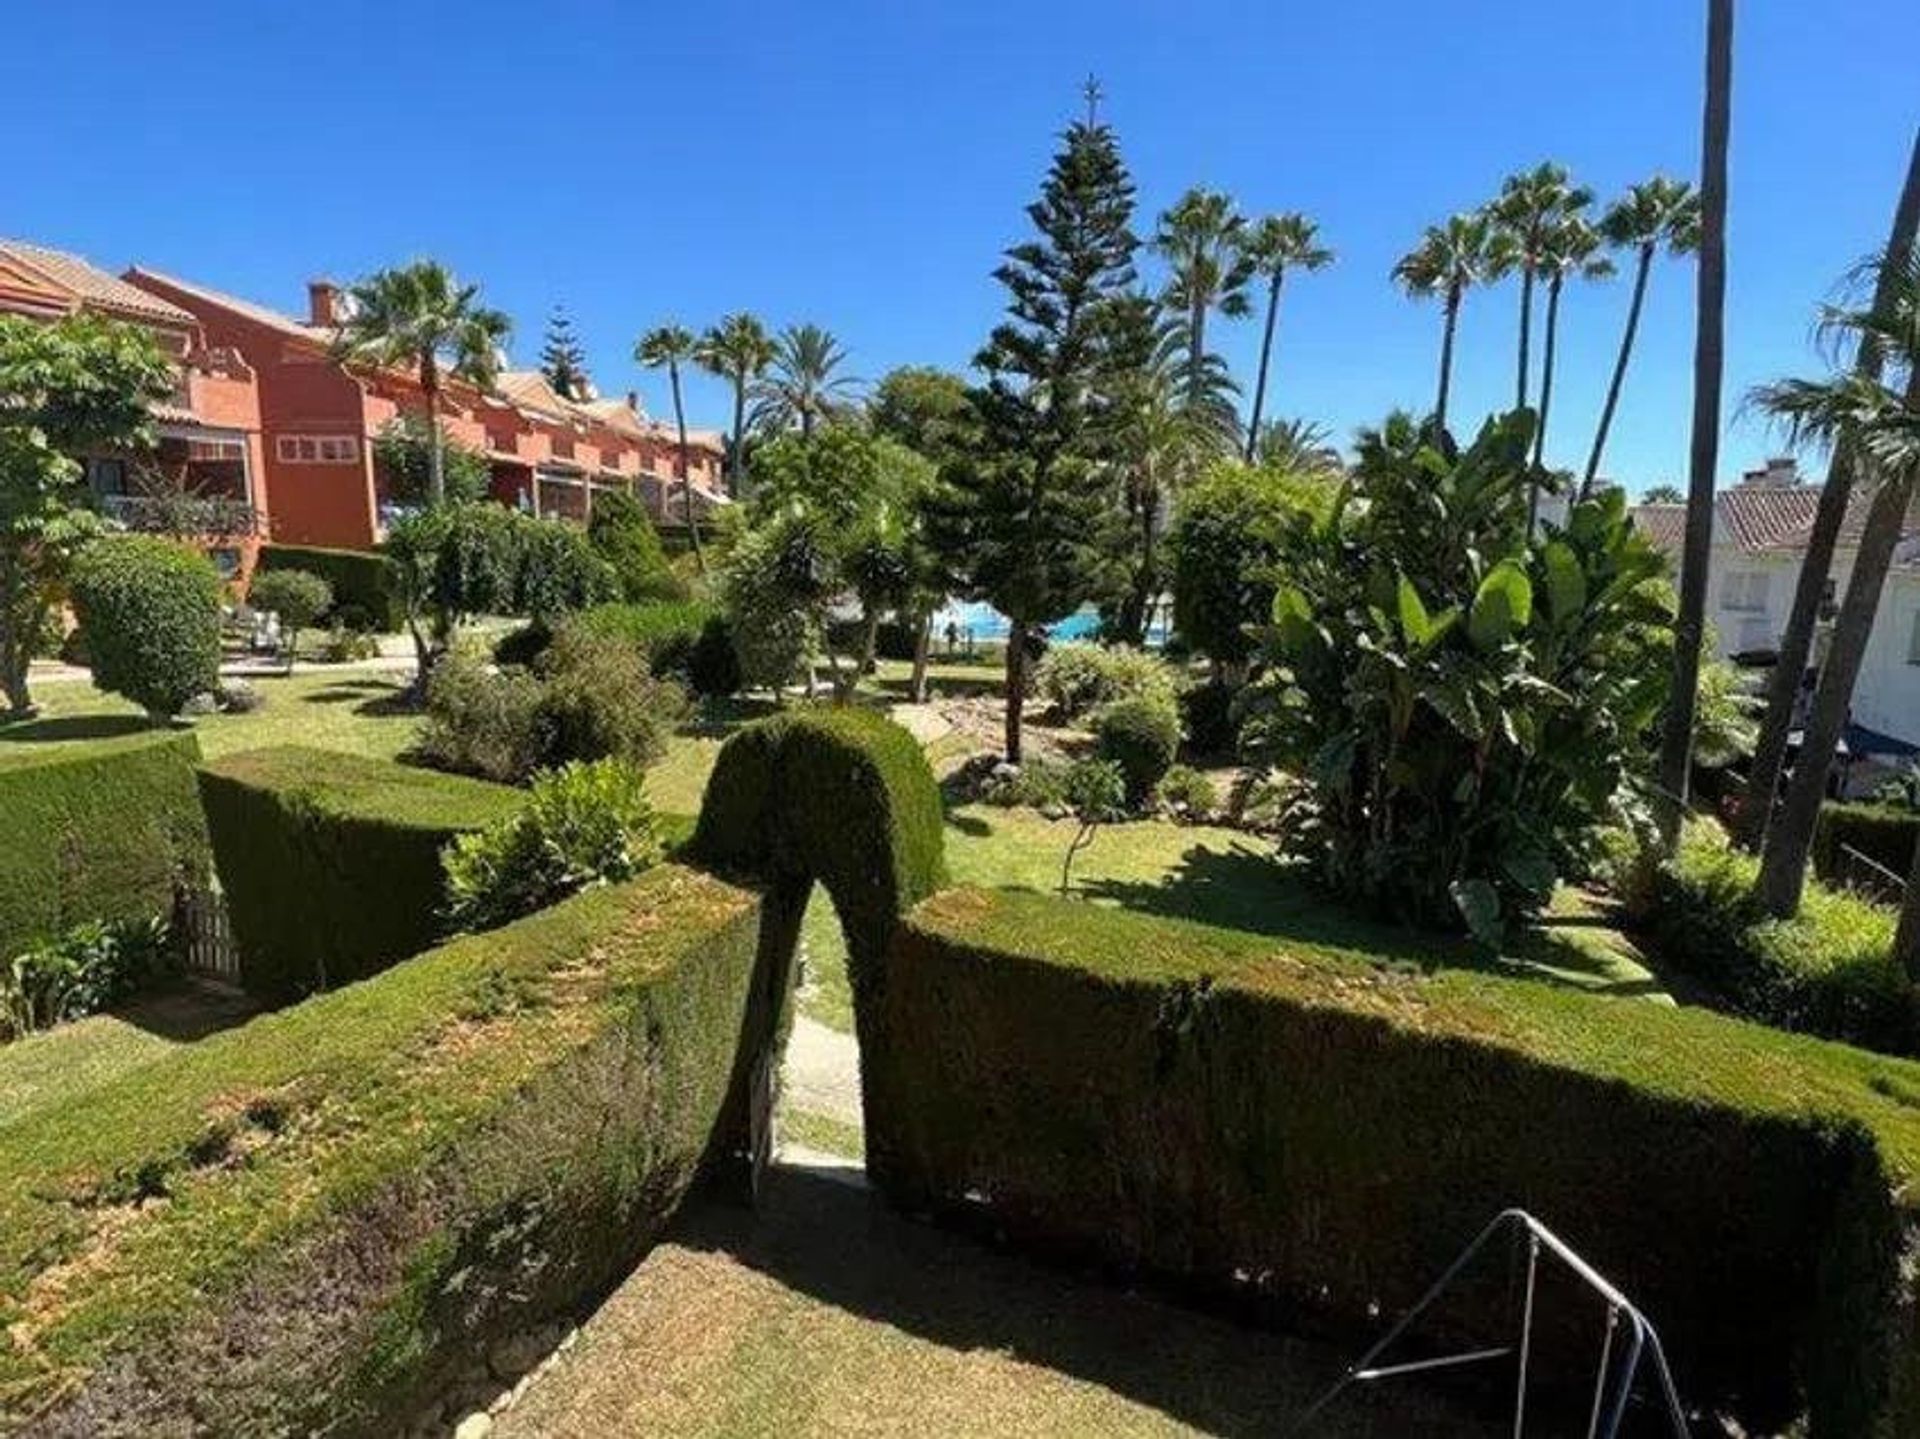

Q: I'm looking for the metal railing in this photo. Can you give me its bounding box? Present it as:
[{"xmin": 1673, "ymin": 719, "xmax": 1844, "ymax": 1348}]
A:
[
  {"xmin": 1833, "ymin": 842, "xmax": 1908, "ymax": 905},
  {"xmin": 100, "ymin": 493, "xmax": 263, "ymax": 537},
  {"xmin": 1290, "ymin": 1209, "xmax": 1689, "ymax": 1438}
]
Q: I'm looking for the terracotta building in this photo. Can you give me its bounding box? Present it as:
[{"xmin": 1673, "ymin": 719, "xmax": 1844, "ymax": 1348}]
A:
[{"xmin": 0, "ymin": 240, "xmax": 268, "ymax": 580}]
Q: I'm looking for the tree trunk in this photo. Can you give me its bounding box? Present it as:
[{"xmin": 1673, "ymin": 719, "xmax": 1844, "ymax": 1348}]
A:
[
  {"xmin": 1515, "ymin": 267, "xmax": 1535, "ymax": 412},
  {"xmin": 1188, "ymin": 300, "xmax": 1208, "ymax": 411},
  {"xmin": 1739, "ymin": 129, "xmax": 1920, "ymax": 848},
  {"xmin": 1436, "ymin": 284, "xmax": 1461, "ymax": 433},
  {"xmin": 800, "ymin": 405, "xmax": 814, "ymax": 442},
  {"xmin": 1655, "ymin": 0, "xmax": 1733, "ymax": 850},
  {"xmin": 857, "ymin": 606, "xmax": 881, "ymax": 680},
  {"xmin": 671, "ymin": 362, "xmax": 706, "ymax": 575},
  {"xmin": 729, "ymin": 377, "xmax": 748, "ymax": 494},
  {"xmin": 0, "ymin": 547, "xmax": 32, "ymax": 716},
  {"xmin": 424, "ymin": 367, "xmax": 446, "ymax": 508},
  {"xmin": 909, "ymin": 610, "xmax": 933, "ymax": 703},
  {"xmin": 1244, "ymin": 270, "xmax": 1284, "ymax": 462},
  {"xmin": 1123, "ymin": 492, "xmax": 1159, "ymax": 646},
  {"xmin": 1582, "ymin": 245, "xmax": 1655, "ymax": 499},
  {"xmin": 1527, "ymin": 275, "xmax": 1565, "ymax": 529},
  {"xmin": 1004, "ymin": 619, "xmax": 1027, "ymax": 763}
]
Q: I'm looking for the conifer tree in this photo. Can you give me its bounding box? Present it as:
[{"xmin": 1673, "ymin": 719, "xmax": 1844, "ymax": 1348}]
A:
[
  {"xmin": 935, "ymin": 95, "xmax": 1139, "ymax": 762},
  {"xmin": 540, "ymin": 305, "xmax": 589, "ymax": 399}
]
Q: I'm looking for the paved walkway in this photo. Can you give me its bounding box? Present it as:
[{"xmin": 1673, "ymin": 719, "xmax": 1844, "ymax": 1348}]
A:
[{"xmin": 782, "ymin": 1015, "xmax": 862, "ymax": 1129}]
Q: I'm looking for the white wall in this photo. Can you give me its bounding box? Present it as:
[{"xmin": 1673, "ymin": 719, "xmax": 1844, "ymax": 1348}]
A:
[
  {"xmin": 1851, "ymin": 568, "xmax": 1920, "ymax": 748},
  {"xmin": 1708, "ymin": 550, "xmax": 1802, "ymax": 657}
]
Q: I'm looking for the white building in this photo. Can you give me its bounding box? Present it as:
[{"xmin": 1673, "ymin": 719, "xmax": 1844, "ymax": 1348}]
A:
[{"xmin": 1630, "ymin": 457, "xmax": 1920, "ymax": 769}]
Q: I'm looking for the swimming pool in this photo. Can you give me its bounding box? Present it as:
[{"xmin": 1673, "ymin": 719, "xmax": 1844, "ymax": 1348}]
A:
[{"xmin": 930, "ymin": 600, "xmax": 1166, "ymax": 646}]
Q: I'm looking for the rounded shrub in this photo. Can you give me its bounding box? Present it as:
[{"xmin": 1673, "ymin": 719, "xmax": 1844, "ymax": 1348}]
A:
[
  {"xmin": 1179, "ymin": 679, "xmax": 1242, "ymax": 759},
  {"xmin": 535, "ymin": 623, "xmax": 690, "ymax": 772},
  {"xmin": 1093, "ymin": 695, "xmax": 1180, "ymax": 807},
  {"xmin": 1034, "ymin": 642, "xmax": 1178, "ymax": 722},
  {"xmin": 247, "ymin": 568, "xmax": 333, "ymax": 661},
  {"xmin": 688, "ymin": 614, "xmax": 742, "ymax": 698},
  {"xmin": 587, "ymin": 490, "xmax": 685, "ymax": 603},
  {"xmin": 70, "ymin": 537, "xmax": 221, "ymax": 720}
]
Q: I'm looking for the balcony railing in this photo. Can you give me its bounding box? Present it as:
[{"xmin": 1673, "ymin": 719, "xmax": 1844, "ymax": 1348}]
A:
[{"xmin": 100, "ymin": 493, "xmax": 265, "ymax": 537}]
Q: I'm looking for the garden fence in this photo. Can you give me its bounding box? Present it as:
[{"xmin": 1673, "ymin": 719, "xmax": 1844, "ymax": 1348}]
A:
[{"xmin": 179, "ymin": 886, "xmax": 240, "ymax": 982}]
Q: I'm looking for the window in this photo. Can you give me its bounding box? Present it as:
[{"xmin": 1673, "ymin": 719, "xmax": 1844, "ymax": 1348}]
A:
[
  {"xmin": 1720, "ymin": 570, "xmax": 1771, "ymax": 614},
  {"xmin": 276, "ymin": 434, "xmax": 359, "ymax": 464}
]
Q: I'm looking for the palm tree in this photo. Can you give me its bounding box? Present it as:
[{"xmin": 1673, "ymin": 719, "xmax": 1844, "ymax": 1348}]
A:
[
  {"xmin": 750, "ymin": 323, "xmax": 860, "ymax": 439},
  {"xmin": 1238, "ymin": 213, "xmax": 1333, "ymax": 461},
  {"xmin": 694, "ymin": 312, "xmax": 775, "ymax": 492},
  {"xmin": 1740, "ymin": 132, "xmax": 1920, "ymax": 850},
  {"xmin": 1255, "ymin": 417, "xmax": 1341, "ymax": 475},
  {"xmin": 333, "ymin": 261, "xmax": 510, "ymax": 507},
  {"xmin": 1487, "ymin": 163, "xmax": 1593, "ymax": 413},
  {"xmin": 1750, "ymin": 244, "xmax": 1920, "ymax": 927},
  {"xmin": 1655, "ymin": 0, "xmax": 1732, "ymax": 849},
  {"xmin": 635, "ymin": 323, "xmax": 704, "ymax": 573},
  {"xmin": 1391, "ymin": 212, "xmax": 1495, "ymax": 434},
  {"xmin": 1581, "ymin": 178, "xmax": 1702, "ymax": 497},
  {"xmin": 1152, "ymin": 188, "xmax": 1255, "ymax": 413},
  {"xmin": 1528, "ymin": 215, "xmax": 1614, "ymax": 471}
]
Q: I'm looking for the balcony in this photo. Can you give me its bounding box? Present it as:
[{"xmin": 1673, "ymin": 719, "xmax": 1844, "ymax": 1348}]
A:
[{"xmin": 100, "ymin": 493, "xmax": 265, "ymax": 537}]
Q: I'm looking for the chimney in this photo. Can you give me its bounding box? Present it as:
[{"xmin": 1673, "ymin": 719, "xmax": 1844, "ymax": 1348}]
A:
[
  {"xmin": 625, "ymin": 390, "xmax": 640, "ymax": 412},
  {"xmin": 307, "ymin": 279, "xmax": 342, "ymax": 327},
  {"xmin": 1741, "ymin": 456, "xmax": 1800, "ymax": 487}
]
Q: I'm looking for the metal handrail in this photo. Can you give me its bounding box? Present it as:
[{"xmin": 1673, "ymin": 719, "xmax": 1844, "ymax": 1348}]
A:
[{"xmin": 1289, "ymin": 1208, "xmax": 1689, "ymax": 1438}]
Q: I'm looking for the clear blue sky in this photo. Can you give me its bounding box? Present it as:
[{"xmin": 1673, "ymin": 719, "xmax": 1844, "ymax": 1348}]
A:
[{"xmin": 4, "ymin": 0, "xmax": 1912, "ymax": 491}]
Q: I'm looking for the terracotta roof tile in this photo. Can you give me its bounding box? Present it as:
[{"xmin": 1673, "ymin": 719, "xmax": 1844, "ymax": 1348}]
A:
[
  {"xmin": 1631, "ymin": 483, "xmax": 1920, "ymax": 565},
  {"xmin": 1, "ymin": 241, "xmax": 196, "ymax": 327}
]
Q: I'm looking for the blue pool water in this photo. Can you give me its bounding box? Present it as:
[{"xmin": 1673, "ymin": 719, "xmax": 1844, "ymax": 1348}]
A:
[{"xmin": 930, "ymin": 600, "xmax": 1165, "ymax": 646}]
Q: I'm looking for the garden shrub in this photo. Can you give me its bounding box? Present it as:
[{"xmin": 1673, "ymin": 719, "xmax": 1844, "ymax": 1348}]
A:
[
  {"xmin": 197, "ymin": 747, "xmax": 522, "ymax": 1002},
  {"xmin": 717, "ymin": 519, "xmax": 822, "ymax": 692},
  {"xmin": 1, "ymin": 915, "xmax": 170, "ymax": 1041},
  {"xmin": 980, "ymin": 755, "xmax": 1075, "ymax": 811},
  {"xmin": 416, "ymin": 646, "xmax": 548, "ymax": 784},
  {"xmin": 1093, "ymin": 695, "xmax": 1181, "ymax": 807},
  {"xmin": 1033, "ymin": 641, "xmax": 1178, "ymax": 722},
  {"xmin": 444, "ymin": 759, "xmax": 662, "ymax": 931},
  {"xmin": 1632, "ymin": 820, "xmax": 1914, "ymax": 1055},
  {"xmin": 534, "ymin": 623, "xmax": 689, "ymax": 772},
  {"xmin": 1814, "ymin": 803, "xmax": 1920, "ymax": 889},
  {"xmin": 1178, "ymin": 678, "xmax": 1242, "ymax": 759},
  {"xmin": 588, "ymin": 489, "xmax": 685, "ymax": 602},
  {"xmin": 70, "ymin": 536, "xmax": 221, "ymax": 719},
  {"xmin": 258, "ymin": 544, "xmax": 401, "ymax": 632},
  {"xmin": 245, "ymin": 567, "xmax": 332, "ymax": 664},
  {"xmin": 688, "ymin": 612, "xmax": 742, "ymax": 698},
  {"xmin": 1156, "ymin": 763, "xmax": 1219, "ymax": 820},
  {"xmin": 0, "ymin": 730, "xmax": 208, "ymax": 963},
  {"xmin": 872, "ymin": 888, "xmax": 1920, "ymax": 1436},
  {"xmin": 0, "ymin": 864, "xmax": 765, "ymax": 1434}
]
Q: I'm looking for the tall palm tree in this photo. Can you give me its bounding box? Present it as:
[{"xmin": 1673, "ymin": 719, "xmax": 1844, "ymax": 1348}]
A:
[
  {"xmin": 1528, "ymin": 215, "xmax": 1614, "ymax": 471},
  {"xmin": 750, "ymin": 323, "xmax": 861, "ymax": 439},
  {"xmin": 333, "ymin": 261, "xmax": 510, "ymax": 507},
  {"xmin": 1152, "ymin": 187, "xmax": 1255, "ymax": 413},
  {"xmin": 1487, "ymin": 163, "xmax": 1593, "ymax": 413},
  {"xmin": 1238, "ymin": 213, "xmax": 1333, "ymax": 461},
  {"xmin": 694, "ymin": 312, "xmax": 775, "ymax": 492},
  {"xmin": 1581, "ymin": 178, "xmax": 1702, "ymax": 497},
  {"xmin": 635, "ymin": 323, "xmax": 704, "ymax": 572},
  {"xmin": 1391, "ymin": 212, "xmax": 1495, "ymax": 434},
  {"xmin": 1655, "ymin": 0, "xmax": 1733, "ymax": 849},
  {"xmin": 1740, "ymin": 132, "xmax": 1920, "ymax": 850},
  {"xmin": 1255, "ymin": 417, "xmax": 1341, "ymax": 475},
  {"xmin": 1750, "ymin": 245, "xmax": 1920, "ymax": 927}
]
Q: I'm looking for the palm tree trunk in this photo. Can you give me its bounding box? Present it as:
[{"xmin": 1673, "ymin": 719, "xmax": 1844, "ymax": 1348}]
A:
[
  {"xmin": 1582, "ymin": 245, "xmax": 1655, "ymax": 499},
  {"xmin": 670, "ymin": 362, "xmax": 706, "ymax": 575},
  {"xmin": 1756, "ymin": 463, "xmax": 1918, "ymax": 916},
  {"xmin": 910, "ymin": 610, "xmax": 933, "ymax": 703},
  {"xmin": 1526, "ymin": 276, "xmax": 1565, "ymax": 527},
  {"xmin": 1244, "ymin": 270, "xmax": 1283, "ymax": 462},
  {"xmin": 1435, "ymin": 284, "xmax": 1461, "ymax": 433},
  {"xmin": 1738, "ymin": 130, "xmax": 1920, "ymax": 847},
  {"xmin": 1515, "ymin": 267, "xmax": 1535, "ymax": 412},
  {"xmin": 1004, "ymin": 619, "xmax": 1027, "ymax": 763},
  {"xmin": 729, "ymin": 377, "xmax": 748, "ymax": 494},
  {"xmin": 1188, "ymin": 300, "xmax": 1207, "ymax": 410},
  {"xmin": 423, "ymin": 362, "xmax": 445, "ymax": 508},
  {"xmin": 800, "ymin": 405, "xmax": 814, "ymax": 442},
  {"xmin": 1655, "ymin": 0, "xmax": 1732, "ymax": 850}
]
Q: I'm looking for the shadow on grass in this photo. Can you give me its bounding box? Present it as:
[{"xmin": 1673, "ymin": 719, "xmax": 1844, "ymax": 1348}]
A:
[
  {"xmin": 668, "ymin": 1164, "xmax": 1499, "ymax": 1438},
  {"xmin": 682, "ymin": 695, "xmax": 781, "ymax": 739},
  {"xmin": 299, "ymin": 680, "xmax": 397, "ymax": 707},
  {"xmin": 114, "ymin": 977, "xmax": 260, "ymax": 1042},
  {"xmin": 0, "ymin": 714, "xmax": 154, "ymax": 744}
]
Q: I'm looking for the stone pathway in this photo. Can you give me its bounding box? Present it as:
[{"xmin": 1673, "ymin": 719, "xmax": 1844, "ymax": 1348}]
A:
[{"xmin": 782, "ymin": 1015, "xmax": 862, "ymax": 1129}]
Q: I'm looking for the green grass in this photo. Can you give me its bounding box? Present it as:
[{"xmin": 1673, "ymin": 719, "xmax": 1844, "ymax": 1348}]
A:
[{"xmin": 779, "ymin": 1106, "xmax": 864, "ymax": 1160}]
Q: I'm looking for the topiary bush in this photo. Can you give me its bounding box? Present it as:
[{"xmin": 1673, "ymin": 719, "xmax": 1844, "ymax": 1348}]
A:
[
  {"xmin": 873, "ymin": 887, "xmax": 1920, "ymax": 1437},
  {"xmin": 246, "ymin": 567, "xmax": 332, "ymax": 667},
  {"xmin": 70, "ymin": 537, "xmax": 221, "ymax": 720},
  {"xmin": 1033, "ymin": 642, "xmax": 1178, "ymax": 722},
  {"xmin": 197, "ymin": 746, "xmax": 523, "ymax": 1002},
  {"xmin": 1179, "ymin": 679, "xmax": 1242, "ymax": 759},
  {"xmin": 443, "ymin": 759, "xmax": 663, "ymax": 932},
  {"xmin": 1093, "ymin": 695, "xmax": 1180, "ymax": 807},
  {"xmin": 688, "ymin": 612, "xmax": 742, "ymax": 698},
  {"xmin": 258, "ymin": 544, "xmax": 401, "ymax": 632},
  {"xmin": 588, "ymin": 489, "xmax": 685, "ymax": 602}
]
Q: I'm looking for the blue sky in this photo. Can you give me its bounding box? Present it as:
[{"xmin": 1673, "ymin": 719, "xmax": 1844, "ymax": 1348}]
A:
[{"xmin": 4, "ymin": 1, "xmax": 1912, "ymax": 491}]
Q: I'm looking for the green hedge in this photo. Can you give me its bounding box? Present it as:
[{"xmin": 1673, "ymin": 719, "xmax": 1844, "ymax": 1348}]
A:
[
  {"xmin": 872, "ymin": 888, "xmax": 1920, "ymax": 1435},
  {"xmin": 0, "ymin": 731, "xmax": 209, "ymax": 961},
  {"xmin": 0, "ymin": 864, "xmax": 764, "ymax": 1433},
  {"xmin": 198, "ymin": 747, "xmax": 523, "ymax": 1003},
  {"xmin": 257, "ymin": 544, "xmax": 401, "ymax": 633},
  {"xmin": 1635, "ymin": 823, "xmax": 1914, "ymax": 1055},
  {"xmin": 1815, "ymin": 803, "xmax": 1920, "ymax": 890}
]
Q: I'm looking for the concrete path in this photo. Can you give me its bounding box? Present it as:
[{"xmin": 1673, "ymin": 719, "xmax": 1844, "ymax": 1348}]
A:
[{"xmin": 782, "ymin": 1015, "xmax": 862, "ymax": 1128}]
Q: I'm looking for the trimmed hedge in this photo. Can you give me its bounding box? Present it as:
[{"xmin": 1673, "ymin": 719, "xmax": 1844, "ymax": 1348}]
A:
[
  {"xmin": 0, "ymin": 864, "xmax": 764, "ymax": 1434},
  {"xmin": 258, "ymin": 544, "xmax": 402, "ymax": 632},
  {"xmin": 71, "ymin": 537, "xmax": 222, "ymax": 719},
  {"xmin": 1815, "ymin": 802, "xmax": 1920, "ymax": 889},
  {"xmin": 0, "ymin": 731, "xmax": 209, "ymax": 961},
  {"xmin": 198, "ymin": 747, "xmax": 523, "ymax": 1002},
  {"xmin": 1634, "ymin": 822, "xmax": 1914, "ymax": 1055},
  {"xmin": 873, "ymin": 887, "xmax": 1920, "ymax": 1435}
]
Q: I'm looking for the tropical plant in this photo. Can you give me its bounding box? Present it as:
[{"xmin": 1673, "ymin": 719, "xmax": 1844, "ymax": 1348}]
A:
[
  {"xmin": 1153, "ymin": 187, "xmax": 1253, "ymax": 418},
  {"xmin": 1741, "ymin": 132, "xmax": 1920, "ymax": 854},
  {"xmin": 0, "ymin": 314, "xmax": 175, "ymax": 716},
  {"xmin": 1656, "ymin": 0, "xmax": 1733, "ymax": 849},
  {"xmin": 1392, "ymin": 212, "xmax": 1496, "ymax": 433},
  {"xmin": 1238, "ymin": 213, "xmax": 1333, "ymax": 460},
  {"xmin": 1640, "ymin": 482, "xmax": 1686, "ymax": 504},
  {"xmin": 1254, "ymin": 417, "xmax": 1341, "ymax": 475},
  {"xmin": 1528, "ymin": 215, "xmax": 1614, "ymax": 468},
  {"xmin": 333, "ymin": 261, "xmax": 510, "ymax": 507},
  {"xmin": 1582, "ymin": 178, "xmax": 1702, "ymax": 494},
  {"xmin": 750, "ymin": 323, "xmax": 861, "ymax": 440},
  {"xmin": 635, "ymin": 323, "xmax": 705, "ymax": 572},
  {"xmin": 933, "ymin": 109, "xmax": 1138, "ymax": 761},
  {"xmin": 371, "ymin": 413, "xmax": 491, "ymax": 507},
  {"xmin": 1486, "ymin": 163, "xmax": 1593, "ymax": 415},
  {"xmin": 1058, "ymin": 758, "xmax": 1127, "ymax": 897},
  {"xmin": 868, "ymin": 366, "xmax": 973, "ymax": 464},
  {"xmin": 694, "ymin": 312, "xmax": 775, "ymax": 490},
  {"xmin": 539, "ymin": 304, "xmax": 590, "ymax": 400},
  {"xmin": 716, "ymin": 513, "xmax": 825, "ymax": 694},
  {"xmin": 1, "ymin": 916, "xmax": 171, "ymax": 1041},
  {"xmin": 70, "ymin": 537, "xmax": 223, "ymax": 721},
  {"xmin": 247, "ymin": 568, "xmax": 332, "ymax": 672},
  {"xmin": 1238, "ymin": 412, "xmax": 1673, "ymax": 939},
  {"xmin": 1033, "ymin": 642, "xmax": 1178, "ymax": 721},
  {"xmin": 586, "ymin": 488, "xmax": 682, "ymax": 602}
]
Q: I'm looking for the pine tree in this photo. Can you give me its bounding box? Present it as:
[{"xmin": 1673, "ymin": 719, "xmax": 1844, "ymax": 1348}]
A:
[
  {"xmin": 540, "ymin": 305, "xmax": 589, "ymax": 399},
  {"xmin": 935, "ymin": 102, "xmax": 1138, "ymax": 761}
]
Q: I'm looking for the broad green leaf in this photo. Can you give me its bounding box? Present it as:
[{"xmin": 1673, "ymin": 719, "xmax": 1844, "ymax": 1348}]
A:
[
  {"xmin": 1449, "ymin": 878, "xmax": 1503, "ymax": 949},
  {"xmin": 1468, "ymin": 560, "xmax": 1533, "ymax": 651},
  {"xmin": 1396, "ymin": 574, "xmax": 1433, "ymax": 647},
  {"xmin": 1270, "ymin": 585, "xmax": 1319, "ymax": 658},
  {"xmin": 1541, "ymin": 541, "xmax": 1586, "ymax": 625}
]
